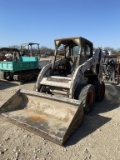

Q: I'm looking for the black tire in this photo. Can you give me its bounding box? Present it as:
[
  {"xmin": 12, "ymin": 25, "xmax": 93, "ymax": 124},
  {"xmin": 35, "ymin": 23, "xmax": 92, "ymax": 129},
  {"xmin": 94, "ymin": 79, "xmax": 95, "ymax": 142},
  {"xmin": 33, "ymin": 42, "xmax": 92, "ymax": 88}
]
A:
[
  {"xmin": 4, "ymin": 72, "xmax": 13, "ymax": 81},
  {"xmin": 93, "ymin": 81, "xmax": 105, "ymax": 102},
  {"xmin": 78, "ymin": 84, "xmax": 95, "ymax": 113},
  {"xmin": 74, "ymin": 83, "xmax": 87, "ymax": 99}
]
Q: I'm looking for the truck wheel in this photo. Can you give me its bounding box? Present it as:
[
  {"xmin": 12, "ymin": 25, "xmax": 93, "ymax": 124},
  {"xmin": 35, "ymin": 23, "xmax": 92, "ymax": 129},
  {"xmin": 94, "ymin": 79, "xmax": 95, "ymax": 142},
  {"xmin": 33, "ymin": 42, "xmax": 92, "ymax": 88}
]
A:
[
  {"xmin": 4, "ymin": 72, "xmax": 13, "ymax": 81},
  {"xmin": 93, "ymin": 81, "xmax": 105, "ymax": 102},
  {"xmin": 79, "ymin": 84, "xmax": 95, "ymax": 113}
]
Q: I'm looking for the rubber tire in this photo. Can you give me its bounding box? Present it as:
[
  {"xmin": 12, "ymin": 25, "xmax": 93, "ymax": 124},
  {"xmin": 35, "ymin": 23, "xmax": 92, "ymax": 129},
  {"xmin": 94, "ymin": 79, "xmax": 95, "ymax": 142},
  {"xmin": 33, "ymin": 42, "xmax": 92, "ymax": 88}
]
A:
[
  {"xmin": 74, "ymin": 83, "xmax": 87, "ymax": 99},
  {"xmin": 93, "ymin": 81, "xmax": 105, "ymax": 102},
  {"xmin": 4, "ymin": 72, "xmax": 13, "ymax": 81},
  {"xmin": 78, "ymin": 84, "xmax": 95, "ymax": 113}
]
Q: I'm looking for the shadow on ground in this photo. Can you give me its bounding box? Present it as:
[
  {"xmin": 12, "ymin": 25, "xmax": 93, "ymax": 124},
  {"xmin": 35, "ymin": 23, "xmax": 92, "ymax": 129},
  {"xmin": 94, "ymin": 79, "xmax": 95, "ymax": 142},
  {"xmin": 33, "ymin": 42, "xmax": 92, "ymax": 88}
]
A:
[
  {"xmin": 94, "ymin": 83, "xmax": 120, "ymax": 114},
  {"xmin": 0, "ymin": 79, "xmax": 36, "ymax": 90},
  {"xmin": 0, "ymin": 80, "xmax": 20, "ymax": 90}
]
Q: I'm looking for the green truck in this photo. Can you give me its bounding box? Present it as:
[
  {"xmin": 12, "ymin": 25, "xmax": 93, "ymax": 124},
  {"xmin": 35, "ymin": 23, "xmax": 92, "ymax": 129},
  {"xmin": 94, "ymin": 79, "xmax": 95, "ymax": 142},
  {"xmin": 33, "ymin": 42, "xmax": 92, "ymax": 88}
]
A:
[{"xmin": 0, "ymin": 44, "xmax": 41, "ymax": 82}]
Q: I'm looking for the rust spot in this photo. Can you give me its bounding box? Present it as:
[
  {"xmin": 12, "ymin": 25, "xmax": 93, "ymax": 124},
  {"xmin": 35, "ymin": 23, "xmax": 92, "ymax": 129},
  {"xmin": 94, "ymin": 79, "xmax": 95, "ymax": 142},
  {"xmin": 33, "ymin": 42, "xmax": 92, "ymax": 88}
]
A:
[{"xmin": 30, "ymin": 115, "xmax": 47, "ymax": 122}]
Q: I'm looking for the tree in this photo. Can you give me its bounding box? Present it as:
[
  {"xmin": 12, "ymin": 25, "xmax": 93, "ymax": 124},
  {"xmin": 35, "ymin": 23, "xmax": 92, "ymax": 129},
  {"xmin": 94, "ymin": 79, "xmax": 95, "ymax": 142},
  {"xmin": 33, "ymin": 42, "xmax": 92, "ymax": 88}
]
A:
[{"xmin": 40, "ymin": 46, "xmax": 54, "ymax": 56}]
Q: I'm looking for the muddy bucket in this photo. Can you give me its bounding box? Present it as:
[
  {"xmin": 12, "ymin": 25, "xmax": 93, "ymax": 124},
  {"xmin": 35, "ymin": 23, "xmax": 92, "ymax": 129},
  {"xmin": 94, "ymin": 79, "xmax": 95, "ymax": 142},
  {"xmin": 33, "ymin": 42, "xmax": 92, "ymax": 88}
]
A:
[{"xmin": 0, "ymin": 89, "xmax": 84, "ymax": 145}]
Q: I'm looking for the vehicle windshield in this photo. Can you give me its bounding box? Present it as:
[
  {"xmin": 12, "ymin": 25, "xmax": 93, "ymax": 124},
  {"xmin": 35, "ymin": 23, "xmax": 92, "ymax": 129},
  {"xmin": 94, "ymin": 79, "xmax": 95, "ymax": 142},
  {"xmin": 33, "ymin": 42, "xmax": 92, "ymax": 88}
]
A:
[
  {"xmin": 56, "ymin": 44, "xmax": 80, "ymax": 60},
  {"xmin": 21, "ymin": 44, "xmax": 40, "ymax": 57}
]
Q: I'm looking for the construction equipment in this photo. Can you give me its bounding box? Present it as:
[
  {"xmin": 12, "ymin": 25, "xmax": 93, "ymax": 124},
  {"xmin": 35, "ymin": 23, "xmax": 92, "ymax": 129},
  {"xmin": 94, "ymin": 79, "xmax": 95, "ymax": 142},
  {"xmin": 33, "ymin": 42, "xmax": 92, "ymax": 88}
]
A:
[
  {"xmin": 0, "ymin": 45, "xmax": 40, "ymax": 82},
  {"xmin": 0, "ymin": 37, "xmax": 105, "ymax": 145},
  {"xmin": 102, "ymin": 50, "xmax": 120, "ymax": 84},
  {"xmin": 21, "ymin": 42, "xmax": 40, "ymax": 57}
]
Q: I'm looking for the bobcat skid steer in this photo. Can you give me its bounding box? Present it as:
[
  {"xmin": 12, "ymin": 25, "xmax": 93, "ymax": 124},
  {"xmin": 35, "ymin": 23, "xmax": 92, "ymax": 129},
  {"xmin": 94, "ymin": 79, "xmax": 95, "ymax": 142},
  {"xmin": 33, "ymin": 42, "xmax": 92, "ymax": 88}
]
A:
[{"xmin": 0, "ymin": 37, "xmax": 105, "ymax": 145}]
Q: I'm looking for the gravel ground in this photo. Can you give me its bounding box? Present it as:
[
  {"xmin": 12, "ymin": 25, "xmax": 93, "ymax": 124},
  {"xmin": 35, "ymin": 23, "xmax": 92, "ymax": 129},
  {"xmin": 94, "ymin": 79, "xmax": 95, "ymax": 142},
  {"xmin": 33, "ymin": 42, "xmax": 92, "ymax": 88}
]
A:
[{"xmin": 0, "ymin": 80, "xmax": 120, "ymax": 160}]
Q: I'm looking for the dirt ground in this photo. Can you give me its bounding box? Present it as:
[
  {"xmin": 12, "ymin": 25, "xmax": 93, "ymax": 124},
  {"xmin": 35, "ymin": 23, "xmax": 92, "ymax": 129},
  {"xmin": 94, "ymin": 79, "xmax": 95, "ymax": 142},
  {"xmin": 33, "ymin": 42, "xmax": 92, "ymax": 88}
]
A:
[{"xmin": 0, "ymin": 80, "xmax": 120, "ymax": 160}]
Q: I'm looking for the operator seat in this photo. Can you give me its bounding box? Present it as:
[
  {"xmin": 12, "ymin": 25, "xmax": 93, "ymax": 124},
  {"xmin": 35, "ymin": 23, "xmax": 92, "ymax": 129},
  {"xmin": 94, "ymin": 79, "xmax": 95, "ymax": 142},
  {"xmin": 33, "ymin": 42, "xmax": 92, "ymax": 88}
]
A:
[{"xmin": 58, "ymin": 57, "xmax": 72, "ymax": 75}]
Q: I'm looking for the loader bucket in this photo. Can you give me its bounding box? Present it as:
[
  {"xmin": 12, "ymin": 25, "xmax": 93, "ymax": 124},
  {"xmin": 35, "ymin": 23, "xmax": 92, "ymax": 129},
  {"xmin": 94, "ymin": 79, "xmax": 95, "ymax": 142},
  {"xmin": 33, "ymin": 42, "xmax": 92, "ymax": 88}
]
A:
[{"xmin": 0, "ymin": 89, "xmax": 84, "ymax": 145}]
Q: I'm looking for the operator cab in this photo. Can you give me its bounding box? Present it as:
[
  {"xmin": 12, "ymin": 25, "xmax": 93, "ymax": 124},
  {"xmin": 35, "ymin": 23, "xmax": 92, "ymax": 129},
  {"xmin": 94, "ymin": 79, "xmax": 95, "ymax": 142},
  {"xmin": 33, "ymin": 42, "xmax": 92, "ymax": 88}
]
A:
[
  {"xmin": 52, "ymin": 37, "xmax": 93, "ymax": 77},
  {"xmin": 21, "ymin": 42, "xmax": 40, "ymax": 57}
]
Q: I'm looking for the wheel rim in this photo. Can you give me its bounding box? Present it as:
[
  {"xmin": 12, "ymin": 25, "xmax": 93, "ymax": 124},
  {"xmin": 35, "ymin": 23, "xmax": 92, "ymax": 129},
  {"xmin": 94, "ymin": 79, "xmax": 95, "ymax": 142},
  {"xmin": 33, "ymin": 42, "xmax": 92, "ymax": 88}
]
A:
[{"xmin": 87, "ymin": 90, "xmax": 94, "ymax": 108}]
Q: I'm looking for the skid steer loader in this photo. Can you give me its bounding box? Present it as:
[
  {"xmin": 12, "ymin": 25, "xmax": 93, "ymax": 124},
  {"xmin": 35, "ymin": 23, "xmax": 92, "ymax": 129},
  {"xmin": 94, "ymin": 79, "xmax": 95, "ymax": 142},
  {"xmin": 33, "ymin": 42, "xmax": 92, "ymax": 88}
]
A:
[{"xmin": 0, "ymin": 37, "xmax": 105, "ymax": 145}]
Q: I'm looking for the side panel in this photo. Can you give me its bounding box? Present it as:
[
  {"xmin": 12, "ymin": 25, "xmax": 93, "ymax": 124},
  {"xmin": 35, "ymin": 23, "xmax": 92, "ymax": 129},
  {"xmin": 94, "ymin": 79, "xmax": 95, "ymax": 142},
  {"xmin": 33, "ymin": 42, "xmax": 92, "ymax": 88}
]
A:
[
  {"xmin": 13, "ymin": 61, "xmax": 39, "ymax": 71},
  {"xmin": 0, "ymin": 57, "xmax": 39, "ymax": 71},
  {"xmin": 0, "ymin": 61, "xmax": 13, "ymax": 71}
]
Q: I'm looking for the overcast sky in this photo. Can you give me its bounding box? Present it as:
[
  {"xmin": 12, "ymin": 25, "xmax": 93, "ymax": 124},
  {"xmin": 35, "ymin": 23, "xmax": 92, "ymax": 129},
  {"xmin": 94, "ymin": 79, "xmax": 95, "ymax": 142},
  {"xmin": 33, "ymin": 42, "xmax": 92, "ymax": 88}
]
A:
[{"xmin": 0, "ymin": 0, "xmax": 120, "ymax": 49}]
